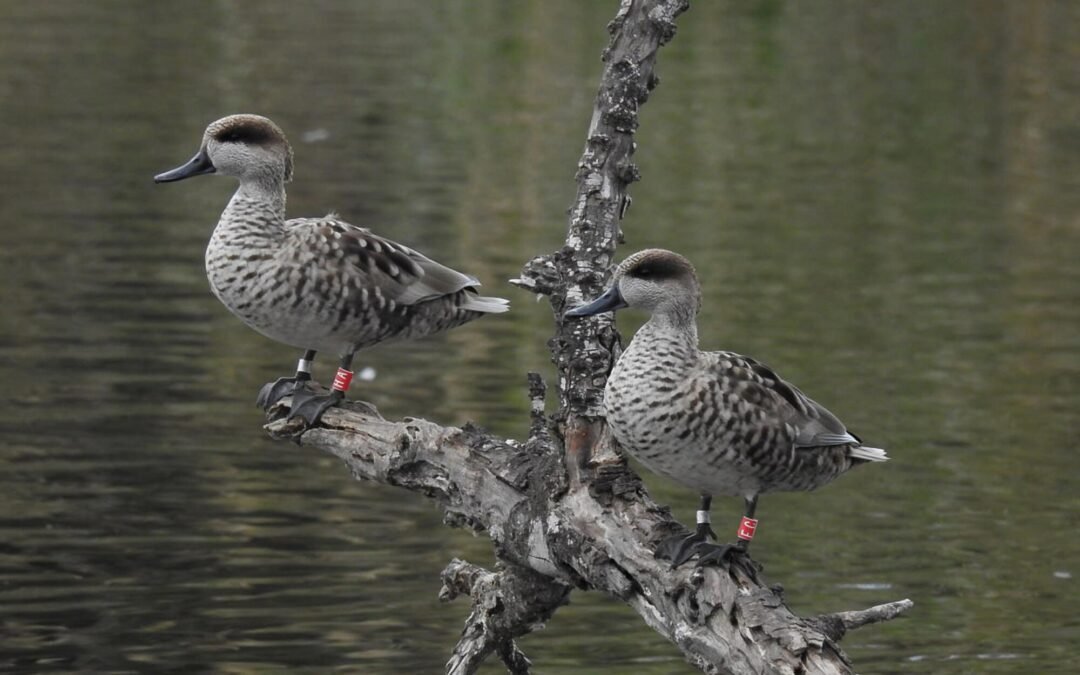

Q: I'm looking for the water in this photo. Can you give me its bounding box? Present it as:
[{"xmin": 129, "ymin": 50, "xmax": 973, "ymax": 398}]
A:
[{"xmin": 1, "ymin": 1, "xmax": 1078, "ymax": 673}]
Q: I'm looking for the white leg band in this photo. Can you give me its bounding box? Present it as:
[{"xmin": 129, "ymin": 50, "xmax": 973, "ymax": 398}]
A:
[
  {"xmin": 296, "ymin": 359, "xmax": 313, "ymax": 375},
  {"xmin": 696, "ymin": 510, "xmax": 711, "ymax": 524}
]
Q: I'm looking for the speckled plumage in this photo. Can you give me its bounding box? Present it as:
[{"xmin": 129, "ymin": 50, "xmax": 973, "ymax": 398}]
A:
[
  {"xmin": 594, "ymin": 249, "xmax": 885, "ymax": 499},
  {"xmin": 156, "ymin": 114, "xmax": 508, "ymax": 420},
  {"xmin": 568, "ymin": 249, "xmax": 886, "ymax": 564},
  {"xmin": 607, "ymin": 328, "xmax": 866, "ymax": 497},
  {"xmin": 205, "ymin": 192, "xmax": 502, "ymax": 356}
]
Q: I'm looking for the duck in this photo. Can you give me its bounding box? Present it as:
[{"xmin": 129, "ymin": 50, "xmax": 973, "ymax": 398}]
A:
[
  {"xmin": 155, "ymin": 114, "xmax": 508, "ymax": 425},
  {"xmin": 566, "ymin": 249, "xmax": 886, "ymax": 570}
]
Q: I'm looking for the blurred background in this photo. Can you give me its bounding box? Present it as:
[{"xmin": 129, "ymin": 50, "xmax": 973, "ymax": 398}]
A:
[{"xmin": 1, "ymin": 1, "xmax": 1078, "ymax": 673}]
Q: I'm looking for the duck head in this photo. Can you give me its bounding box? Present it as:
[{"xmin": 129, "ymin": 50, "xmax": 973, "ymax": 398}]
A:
[
  {"xmin": 565, "ymin": 248, "xmax": 701, "ymax": 320},
  {"xmin": 154, "ymin": 114, "xmax": 294, "ymax": 185}
]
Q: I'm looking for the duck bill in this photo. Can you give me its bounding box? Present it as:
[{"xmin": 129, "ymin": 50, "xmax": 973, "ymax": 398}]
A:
[
  {"xmin": 154, "ymin": 148, "xmax": 215, "ymax": 183},
  {"xmin": 565, "ymin": 286, "xmax": 628, "ymax": 318}
]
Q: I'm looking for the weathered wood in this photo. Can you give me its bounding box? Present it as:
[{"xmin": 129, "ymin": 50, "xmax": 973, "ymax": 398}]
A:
[
  {"xmin": 440, "ymin": 559, "xmax": 571, "ymax": 675},
  {"xmin": 265, "ymin": 1, "xmax": 913, "ymax": 673}
]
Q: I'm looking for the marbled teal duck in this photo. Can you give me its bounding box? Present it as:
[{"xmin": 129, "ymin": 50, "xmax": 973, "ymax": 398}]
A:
[
  {"xmin": 567, "ymin": 249, "xmax": 886, "ymax": 569},
  {"xmin": 155, "ymin": 114, "xmax": 508, "ymax": 425}
]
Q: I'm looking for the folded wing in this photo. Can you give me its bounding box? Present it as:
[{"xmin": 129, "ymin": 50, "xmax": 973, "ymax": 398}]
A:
[
  {"xmin": 712, "ymin": 352, "xmax": 887, "ymax": 460},
  {"xmin": 288, "ymin": 218, "xmax": 507, "ymax": 313}
]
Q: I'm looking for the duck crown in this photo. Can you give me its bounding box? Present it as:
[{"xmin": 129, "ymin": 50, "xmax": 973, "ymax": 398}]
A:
[
  {"xmin": 207, "ymin": 114, "xmax": 287, "ymax": 146},
  {"xmin": 617, "ymin": 248, "xmax": 698, "ymax": 283}
]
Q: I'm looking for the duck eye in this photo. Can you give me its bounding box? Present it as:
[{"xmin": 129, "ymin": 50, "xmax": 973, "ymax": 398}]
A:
[{"xmin": 636, "ymin": 267, "xmax": 652, "ymax": 278}]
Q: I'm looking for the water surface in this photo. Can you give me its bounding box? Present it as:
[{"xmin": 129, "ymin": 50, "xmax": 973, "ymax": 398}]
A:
[{"xmin": 1, "ymin": 1, "xmax": 1078, "ymax": 673}]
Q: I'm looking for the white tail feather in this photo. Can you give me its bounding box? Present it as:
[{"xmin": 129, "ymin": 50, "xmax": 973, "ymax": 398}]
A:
[
  {"xmin": 463, "ymin": 295, "xmax": 511, "ymax": 314},
  {"xmin": 850, "ymin": 445, "xmax": 888, "ymax": 462}
]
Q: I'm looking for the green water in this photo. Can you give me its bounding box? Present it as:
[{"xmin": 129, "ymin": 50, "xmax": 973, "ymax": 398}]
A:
[{"xmin": 1, "ymin": 1, "xmax": 1077, "ymax": 673}]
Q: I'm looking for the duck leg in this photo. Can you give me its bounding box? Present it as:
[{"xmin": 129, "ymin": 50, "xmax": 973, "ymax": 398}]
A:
[
  {"xmin": 656, "ymin": 494, "xmax": 717, "ymax": 566},
  {"xmin": 257, "ymin": 349, "xmax": 318, "ymax": 410},
  {"xmin": 288, "ymin": 350, "xmax": 355, "ymax": 426},
  {"xmin": 692, "ymin": 495, "xmax": 761, "ymax": 579}
]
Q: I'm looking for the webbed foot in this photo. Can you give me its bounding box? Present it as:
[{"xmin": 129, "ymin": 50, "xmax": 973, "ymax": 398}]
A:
[
  {"xmin": 655, "ymin": 522, "xmax": 717, "ymax": 568},
  {"xmin": 287, "ymin": 389, "xmax": 345, "ymax": 427},
  {"xmin": 691, "ymin": 542, "xmax": 761, "ymax": 581},
  {"xmin": 257, "ymin": 375, "xmax": 314, "ymax": 410}
]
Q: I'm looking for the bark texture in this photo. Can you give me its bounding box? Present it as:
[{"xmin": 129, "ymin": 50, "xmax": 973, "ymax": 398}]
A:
[{"xmin": 265, "ymin": 1, "xmax": 912, "ymax": 673}]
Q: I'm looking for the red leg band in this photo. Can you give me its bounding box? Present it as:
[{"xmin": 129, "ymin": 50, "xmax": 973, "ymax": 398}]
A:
[
  {"xmin": 736, "ymin": 516, "xmax": 758, "ymax": 541},
  {"xmin": 332, "ymin": 368, "xmax": 354, "ymax": 393}
]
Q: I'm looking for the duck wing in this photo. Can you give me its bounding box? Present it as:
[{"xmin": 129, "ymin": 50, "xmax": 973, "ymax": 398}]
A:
[
  {"xmin": 287, "ymin": 217, "xmax": 482, "ymax": 306},
  {"xmin": 711, "ymin": 351, "xmax": 875, "ymax": 451}
]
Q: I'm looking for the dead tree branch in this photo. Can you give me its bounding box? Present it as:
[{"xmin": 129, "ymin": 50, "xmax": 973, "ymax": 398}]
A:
[
  {"xmin": 440, "ymin": 559, "xmax": 571, "ymax": 675},
  {"xmin": 265, "ymin": 400, "xmax": 910, "ymax": 674},
  {"xmin": 265, "ymin": 1, "xmax": 912, "ymax": 673}
]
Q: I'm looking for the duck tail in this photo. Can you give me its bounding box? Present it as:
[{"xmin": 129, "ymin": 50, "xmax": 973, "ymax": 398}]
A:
[
  {"xmin": 850, "ymin": 445, "xmax": 888, "ymax": 462},
  {"xmin": 462, "ymin": 294, "xmax": 511, "ymax": 314}
]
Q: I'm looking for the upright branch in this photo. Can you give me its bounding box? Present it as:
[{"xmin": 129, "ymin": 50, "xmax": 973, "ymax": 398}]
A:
[
  {"xmin": 514, "ymin": 0, "xmax": 691, "ymax": 480},
  {"xmin": 266, "ymin": 1, "xmax": 912, "ymax": 673}
]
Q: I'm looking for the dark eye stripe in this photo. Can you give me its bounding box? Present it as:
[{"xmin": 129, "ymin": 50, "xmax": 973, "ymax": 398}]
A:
[
  {"xmin": 214, "ymin": 123, "xmax": 277, "ymax": 145},
  {"xmin": 629, "ymin": 259, "xmax": 683, "ymax": 280}
]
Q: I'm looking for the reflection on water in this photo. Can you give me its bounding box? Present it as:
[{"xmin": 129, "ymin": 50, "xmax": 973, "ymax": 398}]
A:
[{"xmin": 1, "ymin": 1, "xmax": 1078, "ymax": 673}]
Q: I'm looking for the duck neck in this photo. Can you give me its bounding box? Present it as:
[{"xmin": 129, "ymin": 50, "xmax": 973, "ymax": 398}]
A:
[
  {"xmin": 633, "ymin": 308, "xmax": 700, "ymax": 357},
  {"xmin": 219, "ymin": 177, "xmax": 287, "ymax": 238}
]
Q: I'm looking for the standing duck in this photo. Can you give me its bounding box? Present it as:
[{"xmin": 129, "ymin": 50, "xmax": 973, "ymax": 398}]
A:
[
  {"xmin": 566, "ymin": 249, "xmax": 886, "ymax": 569},
  {"xmin": 155, "ymin": 114, "xmax": 508, "ymax": 425}
]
